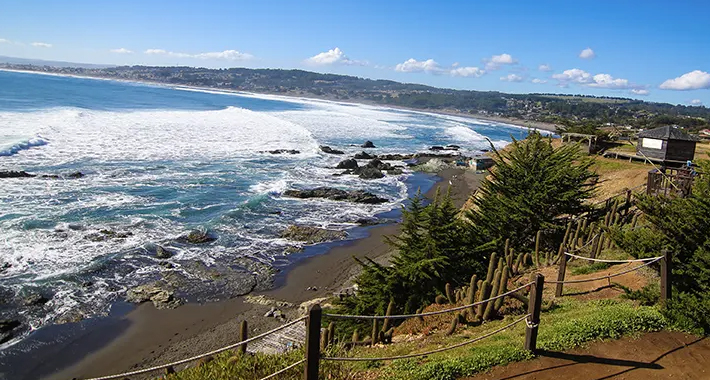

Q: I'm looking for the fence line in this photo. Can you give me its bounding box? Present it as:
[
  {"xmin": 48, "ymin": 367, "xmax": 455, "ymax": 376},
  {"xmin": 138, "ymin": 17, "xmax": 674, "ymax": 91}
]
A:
[
  {"xmin": 324, "ymin": 282, "xmax": 534, "ymax": 321},
  {"xmin": 564, "ymin": 252, "xmax": 663, "ymax": 263},
  {"xmin": 547, "ymin": 257, "xmax": 662, "ymax": 285},
  {"xmin": 321, "ymin": 314, "xmax": 530, "ymax": 362},
  {"xmin": 259, "ymin": 359, "xmax": 306, "ymax": 380},
  {"xmin": 84, "ymin": 316, "xmax": 306, "ymax": 380}
]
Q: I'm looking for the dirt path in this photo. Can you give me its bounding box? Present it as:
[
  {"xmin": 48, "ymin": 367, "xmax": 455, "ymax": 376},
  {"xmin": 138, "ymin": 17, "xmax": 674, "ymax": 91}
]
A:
[{"xmin": 465, "ymin": 331, "xmax": 709, "ymax": 380}]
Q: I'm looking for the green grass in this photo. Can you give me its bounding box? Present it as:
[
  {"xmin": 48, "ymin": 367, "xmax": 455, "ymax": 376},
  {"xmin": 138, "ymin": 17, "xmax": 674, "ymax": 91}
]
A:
[
  {"xmin": 166, "ymin": 299, "xmax": 666, "ymax": 380},
  {"xmin": 570, "ymin": 261, "xmax": 612, "ymax": 275}
]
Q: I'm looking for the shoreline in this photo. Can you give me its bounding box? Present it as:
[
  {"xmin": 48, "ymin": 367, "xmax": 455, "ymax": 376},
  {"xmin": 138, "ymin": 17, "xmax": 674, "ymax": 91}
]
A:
[
  {"xmin": 4, "ymin": 167, "xmax": 483, "ymax": 380},
  {"xmin": 0, "ymin": 67, "xmax": 558, "ymax": 133}
]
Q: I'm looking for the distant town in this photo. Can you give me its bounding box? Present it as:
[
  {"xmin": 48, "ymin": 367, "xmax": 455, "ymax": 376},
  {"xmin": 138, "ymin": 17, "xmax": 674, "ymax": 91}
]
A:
[{"xmin": 3, "ymin": 62, "xmax": 709, "ymax": 133}]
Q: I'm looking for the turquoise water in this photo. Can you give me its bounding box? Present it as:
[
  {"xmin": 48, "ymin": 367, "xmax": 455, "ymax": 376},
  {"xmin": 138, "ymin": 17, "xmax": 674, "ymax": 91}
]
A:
[{"xmin": 0, "ymin": 70, "xmax": 531, "ymax": 345}]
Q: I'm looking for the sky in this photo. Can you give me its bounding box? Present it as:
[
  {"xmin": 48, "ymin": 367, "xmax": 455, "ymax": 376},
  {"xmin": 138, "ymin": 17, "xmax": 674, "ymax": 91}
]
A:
[{"xmin": 1, "ymin": 0, "xmax": 709, "ymax": 106}]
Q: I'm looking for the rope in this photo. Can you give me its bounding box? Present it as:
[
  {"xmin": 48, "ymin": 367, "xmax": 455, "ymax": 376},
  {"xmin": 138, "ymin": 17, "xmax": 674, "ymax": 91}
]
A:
[
  {"xmin": 84, "ymin": 316, "xmax": 307, "ymax": 380},
  {"xmin": 258, "ymin": 359, "xmax": 305, "ymax": 380},
  {"xmin": 322, "ymin": 314, "xmax": 530, "ymax": 362},
  {"xmin": 324, "ymin": 282, "xmax": 534, "ymax": 320},
  {"xmin": 564, "ymin": 252, "xmax": 663, "ymax": 263},
  {"xmin": 546, "ymin": 257, "xmax": 662, "ymax": 284}
]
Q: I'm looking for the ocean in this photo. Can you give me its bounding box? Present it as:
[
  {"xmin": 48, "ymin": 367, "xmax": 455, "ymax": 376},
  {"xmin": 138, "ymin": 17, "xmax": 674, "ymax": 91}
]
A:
[{"xmin": 0, "ymin": 69, "xmax": 531, "ymax": 348}]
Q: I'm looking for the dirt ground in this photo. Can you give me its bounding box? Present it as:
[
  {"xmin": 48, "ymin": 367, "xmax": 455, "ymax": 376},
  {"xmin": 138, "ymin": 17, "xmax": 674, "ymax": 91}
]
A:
[{"xmin": 465, "ymin": 331, "xmax": 710, "ymax": 380}]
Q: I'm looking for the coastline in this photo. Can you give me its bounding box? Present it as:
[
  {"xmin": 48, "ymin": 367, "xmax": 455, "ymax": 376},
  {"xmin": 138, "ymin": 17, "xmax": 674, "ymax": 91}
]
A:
[
  {"xmin": 0, "ymin": 67, "xmax": 558, "ymax": 133},
  {"xmin": 7, "ymin": 167, "xmax": 483, "ymax": 380}
]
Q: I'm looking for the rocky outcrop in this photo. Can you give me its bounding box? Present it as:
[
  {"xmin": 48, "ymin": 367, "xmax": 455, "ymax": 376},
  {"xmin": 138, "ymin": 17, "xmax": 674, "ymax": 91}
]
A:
[
  {"xmin": 429, "ymin": 145, "xmax": 459, "ymax": 151},
  {"xmin": 335, "ymin": 159, "xmax": 359, "ymax": 169},
  {"xmin": 354, "ymin": 167, "xmax": 384, "ymax": 179},
  {"xmin": 354, "ymin": 151, "xmax": 375, "ymax": 159},
  {"xmin": 155, "ymin": 245, "xmax": 173, "ymax": 259},
  {"xmin": 281, "ymin": 225, "xmax": 347, "ymax": 244},
  {"xmin": 177, "ymin": 229, "xmax": 217, "ymax": 244},
  {"xmin": 0, "ymin": 319, "xmax": 21, "ymax": 344},
  {"xmin": 40, "ymin": 171, "xmax": 85, "ymax": 179},
  {"xmin": 22, "ymin": 293, "xmax": 50, "ymax": 306},
  {"xmin": 265, "ymin": 149, "xmax": 300, "ymax": 154},
  {"xmin": 320, "ymin": 145, "xmax": 345, "ymax": 155},
  {"xmin": 283, "ymin": 187, "xmax": 388, "ymax": 204},
  {"xmin": 361, "ymin": 141, "xmax": 376, "ymax": 148},
  {"xmin": 125, "ymin": 282, "xmax": 181, "ymax": 309},
  {"xmin": 85, "ymin": 229, "xmax": 133, "ymax": 242},
  {"xmin": 0, "ymin": 171, "xmax": 35, "ymax": 178}
]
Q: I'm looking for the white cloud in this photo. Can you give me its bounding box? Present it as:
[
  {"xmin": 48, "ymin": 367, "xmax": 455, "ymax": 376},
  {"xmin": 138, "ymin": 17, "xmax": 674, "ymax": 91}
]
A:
[
  {"xmin": 305, "ymin": 47, "xmax": 364, "ymax": 66},
  {"xmin": 485, "ymin": 53, "xmax": 517, "ymax": 70},
  {"xmin": 552, "ymin": 68, "xmax": 593, "ymax": 84},
  {"xmin": 395, "ymin": 58, "xmax": 443, "ymax": 74},
  {"xmin": 450, "ymin": 66, "xmax": 485, "ymax": 77},
  {"xmin": 0, "ymin": 38, "xmax": 10, "ymax": 44},
  {"xmin": 144, "ymin": 48, "xmax": 252, "ymax": 61},
  {"xmin": 631, "ymin": 89, "xmax": 650, "ymax": 95},
  {"xmin": 110, "ymin": 48, "xmax": 133, "ymax": 54},
  {"xmin": 660, "ymin": 70, "xmax": 710, "ymax": 90},
  {"xmin": 500, "ymin": 73, "xmax": 524, "ymax": 82},
  {"xmin": 531, "ymin": 78, "xmax": 548, "ymax": 84},
  {"xmin": 31, "ymin": 42, "xmax": 52, "ymax": 48},
  {"xmin": 538, "ymin": 64, "xmax": 552, "ymax": 72},
  {"xmin": 690, "ymin": 99, "xmax": 703, "ymax": 106},
  {"xmin": 579, "ymin": 47, "xmax": 595, "ymax": 59},
  {"xmin": 587, "ymin": 73, "xmax": 633, "ymax": 89}
]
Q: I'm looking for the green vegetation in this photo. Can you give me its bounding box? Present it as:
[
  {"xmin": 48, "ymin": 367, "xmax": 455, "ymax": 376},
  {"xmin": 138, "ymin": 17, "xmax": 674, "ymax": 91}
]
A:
[
  {"xmin": 635, "ymin": 159, "xmax": 710, "ymax": 334},
  {"xmin": 570, "ymin": 261, "xmax": 611, "ymax": 275}
]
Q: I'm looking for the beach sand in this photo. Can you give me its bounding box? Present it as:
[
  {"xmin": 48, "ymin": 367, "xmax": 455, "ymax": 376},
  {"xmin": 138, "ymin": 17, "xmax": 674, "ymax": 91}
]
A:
[{"xmin": 32, "ymin": 167, "xmax": 484, "ymax": 380}]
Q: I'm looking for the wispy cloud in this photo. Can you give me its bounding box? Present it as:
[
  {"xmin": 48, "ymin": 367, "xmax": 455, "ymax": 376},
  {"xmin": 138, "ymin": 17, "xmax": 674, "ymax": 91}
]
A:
[
  {"xmin": 450, "ymin": 66, "xmax": 485, "ymax": 77},
  {"xmin": 305, "ymin": 47, "xmax": 366, "ymax": 66},
  {"xmin": 484, "ymin": 53, "xmax": 517, "ymax": 70},
  {"xmin": 660, "ymin": 70, "xmax": 710, "ymax": 90},
  {"xmin": 553, "ymin": 68, "xmax": 647, "ymax": 95},
  {"xmin": 690, "ymin": 99, "xmax": 703, "ymax": 106},
  {"xmin": 110, "ymin": 48, "xmax": 133, "ymax": 54},
  {"xmin": 552, "ymin": 68, "xmax": 593, "ymax": 84},
  {"xmin": 531, "ymin": 78, "xmax": 548, "ymax": 84},
  {"xmin": 579, "ymin": 47, "xmax": 595, "ymax": 59},
  {"xmin": 538, "ymin": 64, "xmax": 552, "ymax": 72},
  {"xmin": 0, "ymin": 38, "xmax": 10, "ymax": 44},
  {"xmin": 500, "ymin": 73, "xmax": 524, "ymax": 82},
  {"xmin": 631, "ymin": 89, "xmax": 650, "ymax": 95},
  {"xmin": 395, "ymin": 58, "xmax": 443, "ymax": 74},
  {"xmin": 144, "ymin": 48, "xmax": 253, "ymax": 61},
  {"xmin": 31, "ymin": 42, "xmax": 52, "ymax": 48}
]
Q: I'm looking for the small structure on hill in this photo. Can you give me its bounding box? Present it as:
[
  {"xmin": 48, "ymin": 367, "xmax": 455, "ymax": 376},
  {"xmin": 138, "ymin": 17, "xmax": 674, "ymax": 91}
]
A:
[
  {"xmin": 561, "ymin": 133, "xmax": 598, "ymax": 154},
  {"xmin": 637, "ymin": 125, "xmax": 699, "ymax": 163},
  {"xmin": 468, "ymin": 156, "xmax": 494, "ymax": 170}
]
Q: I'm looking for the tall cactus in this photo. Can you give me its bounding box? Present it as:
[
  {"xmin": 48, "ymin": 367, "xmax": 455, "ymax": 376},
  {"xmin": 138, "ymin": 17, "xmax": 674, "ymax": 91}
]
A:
[
  {"xmin": 476, "ymin": 281, "xmax": 490, "ymax": 319},
  {"xmin": 504, "ymin": 238, "xmax": 510, "ymax": 258},
  {"xmin": 513, "ymin": 252, "xmax": 523, "ymax": 274},
  {"xmin": 467, "ymin": 275, "xmax": 478, "ymax": 316},
  {"xmin": 445, "ymin": 283, "xmax": 455, "ymax": 304},
  {"xmin": 485, "ymin": 252, "xmax": 498, "ymax": 284},
  {"xmin": 572, "ymin": 219, "xmax": 582, "ymax": 249},
  {"xmin": 382, "ymin": 299, "xmax": 394, "ymax": 333},
  {"xmin": 352, "ymin": 329, "xmax": 360, "ymax": 343},
  {"xmin": 483, "ymin": 269, "xmax": 502, "ymax": 320},
  {"xmin": 371, "ymin": 318, "xmax": 379, "ymax": 346},
  {"xmin": 534, "ymin": 230, "xmax": 542, "ymax": 267},
  {"xmin": 494, "ymin": 266, "xmax": 509, "ymax": 311},
  {"xmin": 445, "ymin": 315, "xmax": 458, "ymax": 335},
  {"xmin": 328, "ymin": 322, "xmax": 336, "ymax": 346}
]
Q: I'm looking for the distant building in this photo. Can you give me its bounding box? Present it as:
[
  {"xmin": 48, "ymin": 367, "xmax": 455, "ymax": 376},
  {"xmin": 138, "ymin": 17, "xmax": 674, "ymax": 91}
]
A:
[
  {"xmin": 637, "ymin": 125, "xmax": 699, "ymax": 163},
  {"xmin": 468, "ymin": 156, "xmax": 495, "ymax": 170}
]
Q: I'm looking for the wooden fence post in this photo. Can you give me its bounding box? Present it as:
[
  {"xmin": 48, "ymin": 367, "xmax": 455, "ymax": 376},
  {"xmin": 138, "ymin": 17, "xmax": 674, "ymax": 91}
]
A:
[
  {"xmin": 660, "ymin": 249, "xmax": 672, "ymax": 304},
  {"xmin": 524, "ymin": 273, "xmax": 545, "ymax": 353},
  {"xmin": 555, "ymin": 251, "xmax": 567, "ymax": 297},
  {"xmin": 304, "ymin": 304, "xmax": 322, "ymax": 380}
]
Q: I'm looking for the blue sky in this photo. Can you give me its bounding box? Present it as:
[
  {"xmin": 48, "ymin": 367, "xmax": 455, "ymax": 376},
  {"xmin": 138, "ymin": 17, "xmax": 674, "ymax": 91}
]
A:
[{"xmin": 1, "ymin": 0, "xmax": 709, "ymax": 106}]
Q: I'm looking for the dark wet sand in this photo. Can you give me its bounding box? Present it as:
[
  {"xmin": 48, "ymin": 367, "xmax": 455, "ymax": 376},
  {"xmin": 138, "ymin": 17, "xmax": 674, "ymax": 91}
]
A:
[{"xmin": 35, "ymin": 168, "xmax": 483, "ymax": 380}]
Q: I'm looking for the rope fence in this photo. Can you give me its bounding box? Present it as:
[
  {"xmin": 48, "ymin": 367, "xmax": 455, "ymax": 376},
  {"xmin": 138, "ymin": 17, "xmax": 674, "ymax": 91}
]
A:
[
  {"xmin": 547, "ymin": 257, "xmax": 662, "ymax": 285},
  {"xmin": 322, "ymin": 314, "xmax": 531, "ymax": 362},
  {"xmin": 84, "ymin": 316, "xmax": 307, "ymax": 380},
  {"xmin": 324, "ymin": 282, "xmax": 534, "ymax": 321},
  {"xmin": 564, "ymin": 251, "xmax": 663, "ymax": 263}
]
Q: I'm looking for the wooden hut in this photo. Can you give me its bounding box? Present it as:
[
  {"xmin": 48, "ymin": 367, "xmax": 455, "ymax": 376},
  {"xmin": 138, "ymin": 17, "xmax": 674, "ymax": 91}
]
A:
[{"xmin": 637, "ymin": 125, "xmax": 699, "ymax": 163}]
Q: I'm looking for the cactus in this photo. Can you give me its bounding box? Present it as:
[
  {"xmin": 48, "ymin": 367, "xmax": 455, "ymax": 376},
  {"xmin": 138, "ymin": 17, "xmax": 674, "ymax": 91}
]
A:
[
  {"xmin": 483, "ymin": 269, "xmax": 501, "ymax": 320},
  {"xmin": 328, "ymin": 322, "xmax": 336, "ymax": 346},
  {"xmin": 563, "ymin": 221, "xmax": 573, "ymax": 247},
  {"xmin": 383, "ymin": 327, "xmax": 395, "ymax": 344},
  {"xmin": 371, "ymin": 319, "xmax": 379, "ymax": 346},
  {"xmin": 321, "ymin": 328, "xmax": 330, "ymax": 350},
  {"xmin": 534, "ymin": 230, "xmax": 542, "ymax": 267},
  {"xmin": 382, "ymin": 299, "xmax": 394, "ymax": 333},
  {"xmin": 476, "ymin": 281, "xmax": 490, "ymax": 319},
  {"xmin": 507, "ymin": 248, "xmax": 514, "ymax": 269},
  {"xmin": 238, "ymin": 320, "xmax": 248, "ymax": 354},
  {"xmin": 467, "ymin": 275, "xmax": 477, "ymax": 315},
  {"xmin": 435, "ymin": 295, "xmax": 447, "ymax": 305},
  {"xmin": 513, "ymin": 252, "xmax": 523, "ymax": 274},
  {"xmin": 494, "ymin": 266, "xmax": 510, "ymax": 311},
  {"xmin": 523, "ymin": 252, "xmax": 531, "ymax": 267},
  {"xmin": 485, "ymin": 252, "xmax": 498, "ymax": 284},
  {"xmin": 416, "ymin": 307, "xmax": 425, "ymax": 322},
  {"xmin": 445, "ymin": 283, "xmax": 455, "ymax": 304},
  {"xmin": 572, "ymin": 220, "xmax": 582, "ymax": 248},
  {"xmin": 445, "ymin": 315, "xmax": 458, "ymax": 335},
  {"xmin": 504, "ymin": 238, "xmax": 510, "ymax": 256},
  {"xmin": 352, "ymin": 329, "xmax": 360, "ymax": 343},
  {"xmin": 580, "ymin": 218, "xmax": 588, "ymax": 241}
]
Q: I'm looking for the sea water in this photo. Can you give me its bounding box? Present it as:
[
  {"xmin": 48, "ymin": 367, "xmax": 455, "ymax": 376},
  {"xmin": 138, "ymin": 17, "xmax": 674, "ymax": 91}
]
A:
[{"xmin": 0, "ymin": 69, "xmax": 531, "ymax": 346}]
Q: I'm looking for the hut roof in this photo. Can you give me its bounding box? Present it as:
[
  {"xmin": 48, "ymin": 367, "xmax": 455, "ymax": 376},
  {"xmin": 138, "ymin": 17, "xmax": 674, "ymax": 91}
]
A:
[{"xmin": 638, "ymin": 125, "xmax": 700, "ymax": 142}]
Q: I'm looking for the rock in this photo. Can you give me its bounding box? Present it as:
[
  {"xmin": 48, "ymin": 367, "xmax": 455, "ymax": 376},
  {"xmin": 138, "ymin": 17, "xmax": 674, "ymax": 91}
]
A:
[
  {"xmin": 445, "ymin": 144, "xmax": 461, "ymax": 150},
  {"xmin": 356, "ymin": 167, "xmax": 384, "ymax": 179},
  {"xmin": 264, "ymin": 307, "xmax": 276, "ymax": 317},
  {"xmin": 85, "ymin": 229, "xmax": 134, "ymax": 242},
  {"xmin": 335, "ymin": 159, "xmax": 359, "ymax": 169},
  {"xmin": 0, "ymin": 319, "xmax": 21, "ymax": 344},
  {"xmin": 177, "ymin": 229, "xmax": 217, "ymax": 244},
  {"xmin": 67, "ymin": 171, "xmax": 85, "ymax": 179},
  {"xmin": 266, "ymin": 149, "xmax": 300, "ymax": 154},
  {"xmin": 155, "ymin": 245, "xmax": 173, "ymax": 259},
  {"xmin": 283, "ymin": 245, "xmax": 304, "ymax": 255},
  {"xmin": 298, "ymin": 297, "xmax": 330, "ymax": 316},
  {"xmin": 281, "ymin": 225, "xmax": 347, "ymax": 244},
  {"xmin": 22, "ymin": 293, "xmax": 49, "ymax": 306},
  {"xmin": 356, "ymin": 218, "xmax": 381, "ymax": 226},
  {"xmin": 0, "ymin": 171, "xmax": 35, "ymax": 179},
  {"xmin": 361, "ymin": 141, "xmax": 376, "ymax": 148},
  {"xmin": 430, "ymin": 146, "xmax": 445, "ymax": 151},
  {"xmin": 125, "ymin": 282, "xmax": 181, "ymax": 309},
  {"xmin": 283, "ymin": 187, "xmax": 388, "ymax": 204},
  {"xmin": 320, "ymin": 145, "xmax": 345, "ymax": 155},
  {"xmin": 56, "ymin": 309, "xmax": 85, "ymax": 325},
  {"xmin": 354, "ymin": 151, "xmax": 375, "ymax": 159},
  {"xmin": 387, "ymin": 168, "xmax": 404, "ymax": 175}
]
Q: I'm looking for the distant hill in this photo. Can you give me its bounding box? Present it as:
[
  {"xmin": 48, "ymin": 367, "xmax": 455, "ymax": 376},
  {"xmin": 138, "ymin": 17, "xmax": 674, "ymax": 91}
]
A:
[
  {"xmin": 1, "ymin": 61, "xmax": 707, "ymax": 131},
  {"xmin": 0, "ymin": 56, "xmax": 114, "ymax": 69}
]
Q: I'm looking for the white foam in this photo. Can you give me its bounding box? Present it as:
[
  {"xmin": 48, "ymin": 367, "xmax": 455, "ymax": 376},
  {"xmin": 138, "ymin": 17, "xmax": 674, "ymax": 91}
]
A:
[{"xmin": 0, "ymin": 136, "xmax": 48, "ymax": 157}]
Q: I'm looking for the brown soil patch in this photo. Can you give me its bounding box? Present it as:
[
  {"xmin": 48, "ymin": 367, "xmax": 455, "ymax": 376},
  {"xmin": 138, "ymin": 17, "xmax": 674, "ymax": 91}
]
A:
[{"xmin": 464, "ymin": 331, "xmax": 710, "ymax": 380}]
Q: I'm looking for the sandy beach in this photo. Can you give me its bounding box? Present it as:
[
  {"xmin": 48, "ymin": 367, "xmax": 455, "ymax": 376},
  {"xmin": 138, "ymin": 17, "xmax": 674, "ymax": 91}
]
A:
[{"xmin": 13, "ymin": 167, "xmax": 484, "ymax": 380}]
